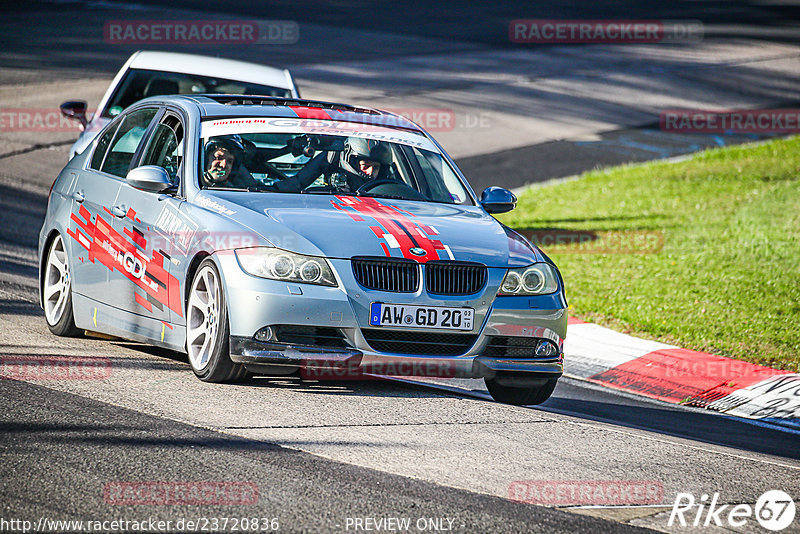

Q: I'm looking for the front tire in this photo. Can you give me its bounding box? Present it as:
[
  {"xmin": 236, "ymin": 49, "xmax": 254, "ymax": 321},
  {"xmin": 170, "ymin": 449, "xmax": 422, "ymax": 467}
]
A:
[
  {"xmin": 485, "ymin": 373, "xmax": 558, "ymax": 405},
  {"xmin": 186, "ymin": 259, "xmax": 248, "ymax": 382},
  {"xmin": 43, "ymin": 234, "xmax": 81, "ymax": 337}
]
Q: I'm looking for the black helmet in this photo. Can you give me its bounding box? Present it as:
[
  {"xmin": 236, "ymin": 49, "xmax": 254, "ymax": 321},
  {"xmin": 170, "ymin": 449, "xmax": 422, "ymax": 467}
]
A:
[
  {"xmin": 204, "ymin": 135, "xmax": 246, "ymax": 166},
  {"xmin": 342, "ymin": 137, "xmax": 391, "ymax": 178}
]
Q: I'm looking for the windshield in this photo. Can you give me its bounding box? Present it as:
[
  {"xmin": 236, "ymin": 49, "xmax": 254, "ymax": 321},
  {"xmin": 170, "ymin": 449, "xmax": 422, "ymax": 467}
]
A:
[
  {"xmin": 197, "ymin": 125, "xmax": 473, "ymax": 205},
  {"xmin": 102, "ymin": 68, "xmax": 292, "ymax": 118}
]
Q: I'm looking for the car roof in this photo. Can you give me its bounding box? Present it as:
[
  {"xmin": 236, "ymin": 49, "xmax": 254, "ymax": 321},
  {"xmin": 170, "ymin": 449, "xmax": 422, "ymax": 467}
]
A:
[
  {"xmin": 167, "ymin": 94, "xmax": 424, "ymax": 133},
  {"xmin": 127, "ymin": 51, "xmax": 293, "ymax": 89}
]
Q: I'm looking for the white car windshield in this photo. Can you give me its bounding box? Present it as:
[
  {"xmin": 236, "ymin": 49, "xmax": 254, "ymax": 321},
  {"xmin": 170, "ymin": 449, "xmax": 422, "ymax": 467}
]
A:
[
  {"xmin": 197, "ymin": 128, "xmax": 473, "ymax": 205},
  {"xmin": 103, "ymin": 69, "xmax": 293, "ymax": 118}
]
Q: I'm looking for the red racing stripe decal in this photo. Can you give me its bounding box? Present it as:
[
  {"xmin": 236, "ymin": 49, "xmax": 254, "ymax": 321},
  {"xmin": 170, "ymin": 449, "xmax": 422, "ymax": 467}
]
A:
[
  {"xmin": 134, "ymin": 292, "xmax": 153, "ymax": 312},
  {"xmin": 331, "ymin": 196, "xmax": 450, "ymax": 262},
  {"xmin": 290, "ymin": 106, "xmax": 332, "ymax": 120},
  {"xmin": 124, "ymin": 226, "xmax": 146, "ymax": 249}
]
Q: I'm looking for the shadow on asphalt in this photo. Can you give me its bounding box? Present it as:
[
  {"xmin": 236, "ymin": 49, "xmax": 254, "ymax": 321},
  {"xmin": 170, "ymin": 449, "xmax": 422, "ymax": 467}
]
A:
[
  {"xmin": 109, "ymin": 342, "xmax": 464, "ymax": 400},
  {"xmin": 252, "ymin": 376, "xmax": 466, "ymax": 400},
  {"xmin": 0, "ymin": 418, "xmax": 298, "ymax": 451},
  {"xmin": 0, "ymin": 299, "xmax": 42, "ymax": 316},
  {"xmin": 112, "ymin": 342, "xmax": 188, "ymax": 363},
  {"xmin": 540, "ymin": 389, "xmax": 800, "ymax": 461}
]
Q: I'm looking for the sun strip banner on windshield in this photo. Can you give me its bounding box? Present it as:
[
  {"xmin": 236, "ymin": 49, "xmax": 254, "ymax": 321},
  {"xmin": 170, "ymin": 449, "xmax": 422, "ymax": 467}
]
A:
[
  {"xmin": 331, "ymin": 196, "xmax": 454, "ymax": 263},
  {"xmin": 201, "ymin": 117, "xmax": 437, "ymax": 151}
]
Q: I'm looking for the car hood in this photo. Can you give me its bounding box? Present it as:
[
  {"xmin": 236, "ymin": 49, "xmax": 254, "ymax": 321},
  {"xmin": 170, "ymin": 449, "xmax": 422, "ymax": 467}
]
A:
[{"xmin": 207, "ymin": 193, "xmax": 544, "ymax": 267}]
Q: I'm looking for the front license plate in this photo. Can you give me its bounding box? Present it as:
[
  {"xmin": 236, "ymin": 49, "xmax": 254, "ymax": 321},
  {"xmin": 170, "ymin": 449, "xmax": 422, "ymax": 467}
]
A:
[{"xmin": 369, "ymin": 303, "xmax": 474, "ymax": 331}]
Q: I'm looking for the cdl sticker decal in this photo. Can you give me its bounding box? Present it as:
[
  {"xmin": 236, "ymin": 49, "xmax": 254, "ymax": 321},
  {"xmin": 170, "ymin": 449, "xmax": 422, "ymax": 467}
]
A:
[
  {"xmin": 330, "ymin": 196, "xmax": 453, "ymax": 262},
  {"xmin": 67, "ymin": 205, "xmax": 183, "ymax": 317}
]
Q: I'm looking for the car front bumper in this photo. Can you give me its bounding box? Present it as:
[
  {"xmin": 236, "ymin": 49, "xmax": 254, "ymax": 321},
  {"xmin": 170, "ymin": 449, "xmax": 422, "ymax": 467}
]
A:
[
  {"xmin": 218, "ymin": 254, "xmax": 567, "ymax": 380},
  {"xmin": 229, "ymin": 335, "xmax": 562, "ymax": 380}
]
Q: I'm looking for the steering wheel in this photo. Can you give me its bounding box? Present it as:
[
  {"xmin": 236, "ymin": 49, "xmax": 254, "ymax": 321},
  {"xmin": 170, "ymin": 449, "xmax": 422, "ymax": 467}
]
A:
[
  {"xmin": 356, "ymin": 179, "xmax": 404, "ymax": 194},
  {"xmin": 356, "ymin": 179, "xmax": 428, "ymax": 200},
  {"xmin": 263, "ymin": 162, "xmax": 290, "ymax": 181}
]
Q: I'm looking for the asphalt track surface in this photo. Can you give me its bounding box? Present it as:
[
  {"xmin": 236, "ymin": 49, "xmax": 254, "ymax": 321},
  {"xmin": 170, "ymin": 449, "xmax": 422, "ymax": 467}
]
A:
[
  {"xmin": 2, "ymin": 379, "xmax": 651, "ymax": 534},
  {"xmin": 2, "ymin": 2, "xmax": 800, "ymax": 533}
]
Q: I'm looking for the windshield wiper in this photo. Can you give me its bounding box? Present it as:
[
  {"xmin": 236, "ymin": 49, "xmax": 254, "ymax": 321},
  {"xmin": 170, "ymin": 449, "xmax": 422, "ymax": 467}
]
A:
[
  {"xmin": 299, "ymin": 189, "xmax": 418, "ymax": 201},
  {"xmin": 301, "ymin": 189, "xmax": 358, "ymax": 196},
  {"xmin": 357, "ymin": 193, "xmax": 413, "ymax": 201},
  {"xmin": 205, "ymin": 187, "xmax": 249, "ymax": 192}
]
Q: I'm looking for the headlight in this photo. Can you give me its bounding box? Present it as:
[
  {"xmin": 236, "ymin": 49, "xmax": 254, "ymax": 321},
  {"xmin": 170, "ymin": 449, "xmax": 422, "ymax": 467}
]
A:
[
  {"xmin": 235, "ymin": 247, "xmax": 337, "ymax": 287},
  {"xmin": 498, "ymin": 263, "xmax": 559, "ymax": 296}
]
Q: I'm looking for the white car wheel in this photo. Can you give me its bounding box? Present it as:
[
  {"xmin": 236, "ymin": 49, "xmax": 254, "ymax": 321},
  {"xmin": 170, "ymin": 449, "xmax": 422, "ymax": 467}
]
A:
[
  {"xmin": 43, "ymin": 235, "xmax": 71, "ymax": 325},
  {"xmin": 43, "ymin": 234, "xmax": 80, "ymax": 336},
  {"xmin": 187, "ymin": 263, "xmax": 222, "ymax": 371},
  {"xmin": 186, "ymin": 259, "xmax": 248, "ymax": 382}
]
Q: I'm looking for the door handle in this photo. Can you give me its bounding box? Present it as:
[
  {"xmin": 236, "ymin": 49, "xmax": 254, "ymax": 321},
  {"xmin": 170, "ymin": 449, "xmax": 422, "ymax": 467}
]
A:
[
  {"xmin": 112, "ymin": 205, "xmax": 127, "ymax": 218},
  {"xmin": 71, "ymin": 191, "xmax": 85, "ymax": 203}
]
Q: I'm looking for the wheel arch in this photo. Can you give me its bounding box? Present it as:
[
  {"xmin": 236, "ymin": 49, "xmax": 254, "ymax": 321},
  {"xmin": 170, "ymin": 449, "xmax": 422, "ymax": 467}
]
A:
[{"xmin": 183, "ymin": 251, "xmax": 213, "ymax": 313}]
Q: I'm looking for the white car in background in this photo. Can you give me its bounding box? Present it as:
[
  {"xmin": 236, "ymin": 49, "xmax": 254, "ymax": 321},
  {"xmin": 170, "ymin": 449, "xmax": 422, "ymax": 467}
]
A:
[{"xmin": 60, "ymin": 50, "xmax": 300, "ymax": 159}]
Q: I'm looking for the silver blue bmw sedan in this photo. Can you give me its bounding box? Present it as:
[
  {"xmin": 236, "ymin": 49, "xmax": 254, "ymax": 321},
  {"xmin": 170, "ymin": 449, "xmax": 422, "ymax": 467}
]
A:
[{"xmin": 39, "ymin": 94, "xmax": 567, "ymax": 405}]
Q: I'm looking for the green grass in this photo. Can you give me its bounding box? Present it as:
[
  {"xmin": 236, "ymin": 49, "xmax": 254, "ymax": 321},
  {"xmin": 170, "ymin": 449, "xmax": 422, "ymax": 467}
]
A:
[{"xmin": 499, "ymin": 136, "xmax": 800, "ymax": 372}]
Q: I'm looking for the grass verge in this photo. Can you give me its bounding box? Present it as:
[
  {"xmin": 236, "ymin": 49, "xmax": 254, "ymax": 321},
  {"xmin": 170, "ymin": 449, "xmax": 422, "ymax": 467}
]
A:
[{"xmin": 499, "ymin": 136, "xmax": 800, "ymax": 371}]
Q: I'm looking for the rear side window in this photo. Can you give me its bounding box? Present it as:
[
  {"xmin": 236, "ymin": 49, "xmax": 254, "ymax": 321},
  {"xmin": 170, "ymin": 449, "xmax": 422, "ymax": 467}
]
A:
[
  {"xmin": 100, "ymin": 108, "xmax": 158, "ymax": 178},
  {"xmin": 90, "ymin": 122, "xmax": 120, "ymax": 171}
]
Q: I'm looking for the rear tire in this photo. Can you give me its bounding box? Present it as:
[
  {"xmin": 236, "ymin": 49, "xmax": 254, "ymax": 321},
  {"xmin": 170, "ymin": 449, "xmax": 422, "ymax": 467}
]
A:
[
  {"xmin": 485, "ymin": 374, "xmax": 558, "ymax": 405},
  {"xmin": 186, "ymin": 259, "xmax": 249, "ymax": 383},
  {"xmin": 43, "ymin": 234, "xmax": 81, "ymax": 337}
]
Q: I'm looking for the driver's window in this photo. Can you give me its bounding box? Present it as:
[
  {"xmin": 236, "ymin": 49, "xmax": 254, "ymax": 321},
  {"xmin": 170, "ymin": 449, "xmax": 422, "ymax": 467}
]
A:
[{"xmin": 141, "ymin": 114, "xmax": 184, "ymax": 185}]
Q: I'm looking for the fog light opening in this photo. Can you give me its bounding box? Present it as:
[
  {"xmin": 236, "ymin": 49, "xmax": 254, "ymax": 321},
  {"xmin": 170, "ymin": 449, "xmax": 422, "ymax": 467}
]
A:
[
  {"xmin": 255, "ymin": 326, "xmax": 275, "ymax": 342},
  {"xmin": 535, "ymin": 340, "xmax": 558, "ymax": 357}
]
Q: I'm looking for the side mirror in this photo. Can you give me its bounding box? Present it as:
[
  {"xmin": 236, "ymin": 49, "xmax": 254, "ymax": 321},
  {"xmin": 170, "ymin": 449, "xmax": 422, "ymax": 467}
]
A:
[
  {"xmin": 59, "ymin": 101, "xmax": 88, "ymax": 129},
  {"xmin": 480, "ymin": 186, "xmax": 517, "ymax": 214},
  {"xmin": 126, "ymin": 166, "xmax": 173, "ymax": 193}
]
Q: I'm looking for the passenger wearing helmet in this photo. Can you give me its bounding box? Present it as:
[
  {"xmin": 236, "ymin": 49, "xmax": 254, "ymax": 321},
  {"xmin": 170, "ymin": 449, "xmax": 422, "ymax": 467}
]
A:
[{"xmin": 201, "ymin": 135, "xmax": 258, "ymax": 189}]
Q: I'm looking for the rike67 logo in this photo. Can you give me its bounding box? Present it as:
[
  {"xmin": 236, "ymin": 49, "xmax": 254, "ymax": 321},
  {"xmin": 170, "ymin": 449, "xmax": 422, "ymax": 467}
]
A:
[{"xmin": 669, "ymin": 490, "xmax": 796, "ymax": 531}]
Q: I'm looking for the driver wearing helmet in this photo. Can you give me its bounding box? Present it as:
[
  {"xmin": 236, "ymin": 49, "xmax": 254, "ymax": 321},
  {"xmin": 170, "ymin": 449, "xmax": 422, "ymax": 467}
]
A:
[
  {"xmin": 201, "ymin": 135, "xmax": 259, "ymax": 189},
  {"xmin": 337, "ymin": 137, "xmax": 392, "ymax": 190}
]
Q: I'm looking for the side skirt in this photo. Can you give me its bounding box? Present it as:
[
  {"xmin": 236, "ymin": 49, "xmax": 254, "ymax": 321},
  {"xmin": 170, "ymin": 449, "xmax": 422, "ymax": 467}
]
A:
[{"xmin": 72, "ymin": 293, "xmax": 186, "ymax": 353}]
